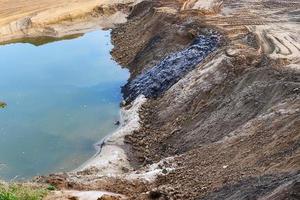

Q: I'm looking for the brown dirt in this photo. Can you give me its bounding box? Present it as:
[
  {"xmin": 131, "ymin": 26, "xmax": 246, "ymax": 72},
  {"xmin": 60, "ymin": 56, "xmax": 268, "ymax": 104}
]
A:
[
  {"xmin": 41, "ymin": 0, "xmax": 300, "ymax": 199},
  {"xmin": 111, "ymin": 0, "xmax": 194, "ymax": 78},
  {"xmin": 110, "ymin": 0, "xmax": 300, "ymax": 199}
]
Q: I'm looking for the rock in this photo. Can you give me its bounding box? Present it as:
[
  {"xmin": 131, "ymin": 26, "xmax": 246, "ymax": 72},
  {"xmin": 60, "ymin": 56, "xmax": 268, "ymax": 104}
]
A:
[
  {"xmin": 149, "ymin": 190, "xmax": 163, "ymax": 199},
  {"xmin": 16, "ymin": 17, "xmax": 32, "ymax": 30},
  {"xmin": 43, "ymin": 173, "xmax": 69, "ymax": 189},
  {"xmin": 97, "ymin": 194, "xmax": 121, "ymax": 200},
  {"xmin": 68, "ymin": 197, "xmax": 79, "ymax": 200},
  {"xmin": 121, "ymin": 166, "xmax": 130, "ymax": 173}
]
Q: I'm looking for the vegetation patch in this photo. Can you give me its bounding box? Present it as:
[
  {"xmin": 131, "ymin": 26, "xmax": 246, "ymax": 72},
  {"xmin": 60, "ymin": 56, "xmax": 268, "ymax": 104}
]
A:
[
  {"xmin": 0, "ymin": 182, "xmax": 48, "ymax": 200},
  {"xmin": 0, "ymin": 102, "xmax": 6, "ymax": 109}
]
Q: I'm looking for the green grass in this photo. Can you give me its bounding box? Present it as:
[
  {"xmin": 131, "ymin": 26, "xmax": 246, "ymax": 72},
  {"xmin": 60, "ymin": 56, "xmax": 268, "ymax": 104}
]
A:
[{"xmin": 0, "ymin": 182, "xmax": 48, "ymax": 200}]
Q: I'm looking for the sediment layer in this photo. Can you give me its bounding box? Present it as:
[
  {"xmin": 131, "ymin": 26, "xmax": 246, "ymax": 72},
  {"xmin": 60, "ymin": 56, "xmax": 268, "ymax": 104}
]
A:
[
  {"xmin": 0, "ymin": 0, "xmax": 136, "ymax": 43},
  {"xmin": 123, "ymin": 33, "xmax": 221, "ymax": 103}
]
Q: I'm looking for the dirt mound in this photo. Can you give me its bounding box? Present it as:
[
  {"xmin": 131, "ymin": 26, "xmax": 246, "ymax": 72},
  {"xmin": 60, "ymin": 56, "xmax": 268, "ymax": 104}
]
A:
[
  {"xmin": 24, "ymin": 0, "xmax": 300, "ymax": 199},
  {"xmin": 110, "ymin": 0, "xmax": 300, "ymax": 199}
]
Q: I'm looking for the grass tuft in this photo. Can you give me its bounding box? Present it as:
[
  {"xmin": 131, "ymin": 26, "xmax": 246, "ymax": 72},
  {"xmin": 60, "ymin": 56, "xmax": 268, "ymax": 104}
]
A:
[{"xmin": 0, "ymin": 182, "xmax": 48, "ymax": 200}]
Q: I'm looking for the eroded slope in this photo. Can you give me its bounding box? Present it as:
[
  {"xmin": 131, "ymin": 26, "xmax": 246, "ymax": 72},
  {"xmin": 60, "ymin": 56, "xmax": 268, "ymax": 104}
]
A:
[{"xmin": 43, "ymin": 1, "xmax": 299, "ymax": 199}]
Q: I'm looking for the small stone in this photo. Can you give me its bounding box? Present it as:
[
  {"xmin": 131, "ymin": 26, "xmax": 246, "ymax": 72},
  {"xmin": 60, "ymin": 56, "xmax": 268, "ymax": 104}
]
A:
[
  {"xmin": 98, "ymin": 195, "xmax": 121, "ymax": 200},
  {"xmin": 68, "ymin": 197, "xmax": 79, "ymax": 200},
  {"xmin": 149, "ymin": 190, "xmax": 162, "ymax": 199},
  {"xmin": 121, "ymin": 167, "xmax": 130, "ymax": 173},
  {"xmin": 162, "ymin": 168, "xmax": 168, "ymax": 174}
]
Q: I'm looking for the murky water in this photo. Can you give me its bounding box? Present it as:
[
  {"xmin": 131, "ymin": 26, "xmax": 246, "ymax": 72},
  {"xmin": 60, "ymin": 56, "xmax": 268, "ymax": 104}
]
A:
[{"xmin": 0, "ymin": 30, "xmax": 129, "ymax": 180}]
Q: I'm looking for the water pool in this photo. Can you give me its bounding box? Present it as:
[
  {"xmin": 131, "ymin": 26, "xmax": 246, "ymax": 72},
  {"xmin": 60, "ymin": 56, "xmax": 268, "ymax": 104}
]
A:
[{"xmin": 0, "ymin": 30, "xmax": 129, "ymax": 180}]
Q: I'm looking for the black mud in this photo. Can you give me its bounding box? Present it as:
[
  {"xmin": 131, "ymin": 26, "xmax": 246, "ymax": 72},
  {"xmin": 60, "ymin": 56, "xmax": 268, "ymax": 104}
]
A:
[{"xmin": 123, "ymin": 33, "xmax": 221, "ymax": 103}]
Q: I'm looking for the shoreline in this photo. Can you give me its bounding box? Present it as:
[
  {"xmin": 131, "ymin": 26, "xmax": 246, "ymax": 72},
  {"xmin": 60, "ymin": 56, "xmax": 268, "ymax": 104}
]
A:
[
  {"xmin": 75, "ymin": 95, "xmax": 147, "ymax": 176},
  {"xmin": 0, "ymin": 0, "xmax": 139, "ymax": 184},
  {"xmin": 0, "ymin": 24, "xmax": 131, "ymax": 181}
]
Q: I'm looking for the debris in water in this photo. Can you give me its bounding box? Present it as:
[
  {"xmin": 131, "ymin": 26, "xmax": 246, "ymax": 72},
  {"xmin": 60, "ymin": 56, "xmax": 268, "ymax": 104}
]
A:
[{"xmin": 0, "ymin": 101, "xmax": 7, "ymax": 108}]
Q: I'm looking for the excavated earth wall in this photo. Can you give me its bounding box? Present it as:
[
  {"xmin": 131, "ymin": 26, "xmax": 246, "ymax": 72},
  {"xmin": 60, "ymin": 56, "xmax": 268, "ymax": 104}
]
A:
[{"xmin": 45, "ymin": 1, "xmax": 299, "ymax": 199}]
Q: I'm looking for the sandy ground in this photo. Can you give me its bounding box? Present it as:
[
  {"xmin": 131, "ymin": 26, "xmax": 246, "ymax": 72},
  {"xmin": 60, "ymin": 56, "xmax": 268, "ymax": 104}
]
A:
[
  {"xmin": 0, "ymin": 0, "xmax": 138, "ymax": 25},
  {"xmin": 0, "ymin": 0, "xmax": 98, "ymax": 26},
  {"xmin": 0, "ymin": 0, "xmax": 136, "ymax": 43}
]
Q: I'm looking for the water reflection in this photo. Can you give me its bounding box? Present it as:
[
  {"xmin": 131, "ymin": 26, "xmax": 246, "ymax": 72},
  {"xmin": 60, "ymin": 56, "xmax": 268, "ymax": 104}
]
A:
[
  {"xmin": 0, "ymin": 30, "xmax": 129, "ymax": 180},
  {"xmin": 0, "ymin": 34, "xmax": 84, "ymax": 46}
]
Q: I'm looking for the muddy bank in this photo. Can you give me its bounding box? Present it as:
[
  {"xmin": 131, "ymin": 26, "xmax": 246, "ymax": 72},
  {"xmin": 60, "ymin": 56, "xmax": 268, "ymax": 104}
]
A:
[
  {"xmin": 110, "ymin": 0, "xmax": 300, "ymax": 199},
  {"xmin": 111, "ymin": 0, "xmax": 199, "ymax": 77},
  {"xmin": 76, "ymin": 96, "xmax": 147, "ymax": 176}
]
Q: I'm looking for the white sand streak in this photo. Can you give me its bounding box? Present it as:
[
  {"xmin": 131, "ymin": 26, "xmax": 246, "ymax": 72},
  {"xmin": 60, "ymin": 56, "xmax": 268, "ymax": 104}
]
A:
[{"xmin": 77, "ymin": 95, "xmax": 147, "ymax": 176}]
